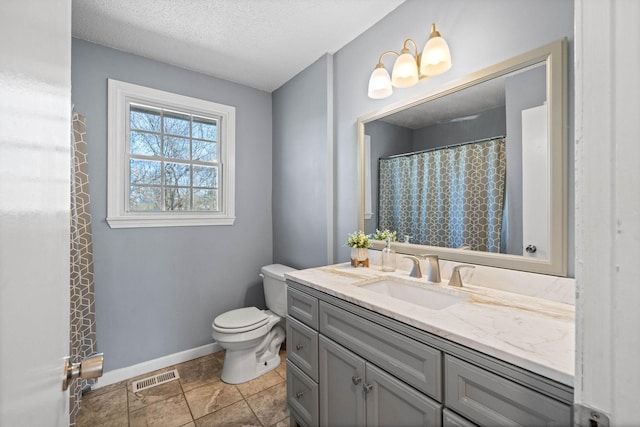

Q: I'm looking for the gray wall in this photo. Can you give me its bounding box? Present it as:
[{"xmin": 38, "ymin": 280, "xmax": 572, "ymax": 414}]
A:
[
  {"xmin": 272, "ymin": 55, "xmax": 332, "ymax": 268},
  {"xmin": 331, "ymin": 0, "xmax": 574, "ymax": 275},
  {"xmin": 72, "ymin": 39, "xmax": 274, "ymax": 371}
]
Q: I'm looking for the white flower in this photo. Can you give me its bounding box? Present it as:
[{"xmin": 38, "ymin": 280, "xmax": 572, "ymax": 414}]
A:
[{"xmin": 346, "ymin": 230, "xmax": 372, "ymax": 248}]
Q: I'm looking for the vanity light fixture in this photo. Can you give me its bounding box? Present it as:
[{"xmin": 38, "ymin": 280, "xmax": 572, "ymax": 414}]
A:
[{"xmin": 367, "ymin": 23, "xmax": 452, "ymax": 99}]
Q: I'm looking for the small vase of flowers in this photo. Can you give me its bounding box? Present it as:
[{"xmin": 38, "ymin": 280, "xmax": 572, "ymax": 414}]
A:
[
  {"xmin": 346, "ymin": 230, "xmax": 371, "ymax": 267},
  {"xmin": 372, "ymin": 228, "xmax": 397, "ymax": 242}
]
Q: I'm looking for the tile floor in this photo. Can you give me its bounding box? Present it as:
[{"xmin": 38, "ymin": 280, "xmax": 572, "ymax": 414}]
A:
[{"xmin": 76, "ymin": 349, "xmax": 290, "ymax": 427}]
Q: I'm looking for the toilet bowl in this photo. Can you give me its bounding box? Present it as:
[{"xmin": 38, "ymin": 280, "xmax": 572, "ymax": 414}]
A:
[{"xmin": 211, "ymin": 264, "xmax": 296, "ymax": 384}]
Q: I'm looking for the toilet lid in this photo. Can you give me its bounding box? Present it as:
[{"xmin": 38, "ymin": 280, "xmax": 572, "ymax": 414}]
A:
[{"xmin": 213, "ymin": 307, "xmax": 268, "ymax": 331}]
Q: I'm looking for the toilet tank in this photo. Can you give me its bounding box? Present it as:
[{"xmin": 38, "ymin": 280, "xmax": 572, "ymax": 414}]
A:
[{"xmin": 261, "ymin": 264, "xmax": 296, "ymax": 317}]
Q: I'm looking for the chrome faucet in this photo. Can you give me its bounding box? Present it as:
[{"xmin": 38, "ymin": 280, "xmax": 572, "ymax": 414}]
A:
[
  {"xmin": 448, "ymin": 265, "xmax": 475, "ymax": 287},
  {"xmin": 403, "ymin": 254, "xmax": 441, "ymax": 282},
  {"xmin": 420, "ymin": 254, "xmax": 441, "ymax": 283}
]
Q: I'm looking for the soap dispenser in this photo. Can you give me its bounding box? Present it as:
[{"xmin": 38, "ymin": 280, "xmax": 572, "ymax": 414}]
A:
[{"xmin": 381, "ymin": 237, "xmax": 396, "ymax": 272}]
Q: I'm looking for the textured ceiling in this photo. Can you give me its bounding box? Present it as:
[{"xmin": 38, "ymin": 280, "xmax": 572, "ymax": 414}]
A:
[{"xmin": 72, "ymin": 0, "xmax": 405, "ymax": 92}]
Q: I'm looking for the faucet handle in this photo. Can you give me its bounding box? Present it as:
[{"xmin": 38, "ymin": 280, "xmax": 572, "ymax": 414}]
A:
[
  {"xmin": 402, "ymin": 256, "xmax": 422, "ymax": 278},
  {"xmin": 448, "ymin": 265, "xmax": 475, "ymax": 288}
]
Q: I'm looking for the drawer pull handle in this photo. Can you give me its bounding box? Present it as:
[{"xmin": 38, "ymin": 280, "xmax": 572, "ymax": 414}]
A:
[
  {"xmin": 296, "ymin": 391, "xmax": 304, "ymax": 399},
  {"xmin": 351, "ymin": 375, "xmax": 362, "ymax": 385},
  {"xmin": 363, "ymin": 383, "xmax": 373, "ymax": 393},
  {"xmin": 296, "ymin": 344, "xmax": 303, "ymax": 351}
]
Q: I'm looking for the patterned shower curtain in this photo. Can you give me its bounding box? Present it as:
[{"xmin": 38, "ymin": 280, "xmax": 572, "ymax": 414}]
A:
[
  {"xmin": 69, "ymin": 112, "xmax": 97, "ymax": 426},
  {"xmin": 378, "ymin": 138, "xmax": 507, "ymax": 252}
]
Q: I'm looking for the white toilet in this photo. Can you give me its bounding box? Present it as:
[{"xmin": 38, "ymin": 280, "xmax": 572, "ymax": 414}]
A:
[{"xmin": 211, "ymin": 264, "xmax": 296, "ymax": 384}]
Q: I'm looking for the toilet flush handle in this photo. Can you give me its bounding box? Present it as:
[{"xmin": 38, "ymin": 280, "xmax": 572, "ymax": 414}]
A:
[{"xmin": 259, "ymin": 273, "xmax": 264, "ymax": 279}]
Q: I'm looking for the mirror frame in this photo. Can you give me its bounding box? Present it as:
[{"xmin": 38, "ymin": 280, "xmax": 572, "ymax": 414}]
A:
[{"xmin": 357, "ymin": 38, "xmax": 567, "ymax": 276}]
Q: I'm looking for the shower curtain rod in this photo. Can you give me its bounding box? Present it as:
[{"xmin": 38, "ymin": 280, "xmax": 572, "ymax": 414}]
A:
[{"xmin": 384, "ymin": 135, "xmax": 506, "ymax": 159}]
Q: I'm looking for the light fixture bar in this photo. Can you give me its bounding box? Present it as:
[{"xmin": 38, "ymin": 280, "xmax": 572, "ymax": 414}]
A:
[{"xmin": 367, "ymin": 23, "xmax": 452, "ymax": 99}]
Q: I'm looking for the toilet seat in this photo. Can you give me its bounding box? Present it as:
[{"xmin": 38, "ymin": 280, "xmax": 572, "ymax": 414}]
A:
[{"xmin": 213, "ymin": 307, "xmax": 268, "ymax": 333}]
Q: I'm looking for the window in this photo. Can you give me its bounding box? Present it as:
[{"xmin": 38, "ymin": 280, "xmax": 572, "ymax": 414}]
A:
[{"xmin": 107, "ymin": 79, "xmax": 235, "ymax": 228}]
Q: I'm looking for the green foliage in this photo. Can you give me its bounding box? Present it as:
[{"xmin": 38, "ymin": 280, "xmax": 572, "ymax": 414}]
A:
[
  {"xmin": 372, "ymin": 229, "xmax": 397, "ymax": 241},
  {"xmin": 346, "ymin": 230, "xmax": 372, "ymax": 248}
]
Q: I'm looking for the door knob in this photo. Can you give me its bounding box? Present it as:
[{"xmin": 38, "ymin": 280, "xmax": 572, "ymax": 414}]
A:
[
  {"xmin": 363, "ymin": 383, "xmax": 373, "ymax": 393},
  {"xmin": 352, "ymin": 375, "xmax": 362, "ymax": 385},
  {"xmin": 296, "ymin": 344, "xmax": 303, "ymax": 351},
  {"xmin": 62, "ymin": 353, "xmax": 104, "ymax": 391}
]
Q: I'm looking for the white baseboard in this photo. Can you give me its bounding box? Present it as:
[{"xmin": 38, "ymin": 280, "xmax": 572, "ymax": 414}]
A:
[{"xmin": 94, "ymin": 342, "xmax": 223, "ymax": 389}]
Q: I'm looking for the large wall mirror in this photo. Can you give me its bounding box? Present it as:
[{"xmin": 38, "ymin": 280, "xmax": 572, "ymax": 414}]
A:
[{"xmin": 357, "ymin": 39, "xmax": 567, "ymax": 276}]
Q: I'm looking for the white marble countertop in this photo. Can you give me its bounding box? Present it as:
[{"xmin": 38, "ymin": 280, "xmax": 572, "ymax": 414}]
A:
[{"xmin": 285, "ymin": 263, "xmax": 575, "ymax": 387}]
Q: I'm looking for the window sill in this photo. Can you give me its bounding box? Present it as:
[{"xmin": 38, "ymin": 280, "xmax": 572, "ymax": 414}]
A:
[{"xmin": 106, "ymin": 215, "xmax": 236, "ymax": 228}]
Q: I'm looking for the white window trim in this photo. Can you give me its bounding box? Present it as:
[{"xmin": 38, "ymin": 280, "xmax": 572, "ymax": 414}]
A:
[{"xmin": 107, "ymin": 79, "xmax": 236, "ymax": 228}]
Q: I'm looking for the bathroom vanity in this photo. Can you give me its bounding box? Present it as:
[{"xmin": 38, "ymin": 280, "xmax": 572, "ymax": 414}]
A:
[{"xmin": 284, "ymin": 263, "xmax": 574, "ymax": 427}]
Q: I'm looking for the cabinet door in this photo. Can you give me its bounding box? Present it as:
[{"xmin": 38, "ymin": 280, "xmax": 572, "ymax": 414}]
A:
[
  {"xmin": 319, "ymin": 335, "xmax": 366, "ymax": 427},
  {"xmin": 365, "ymin": 363, "xmax": 442, "ymax": 427}
]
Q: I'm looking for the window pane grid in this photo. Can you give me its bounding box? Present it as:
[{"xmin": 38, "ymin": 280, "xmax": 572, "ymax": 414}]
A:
[
  {"xmin": 127, "ymin": 130, "xmax": 218, "ymax": 144},
  {"xmin": 129, "ymin": 154, "xmax": 219, "ymax": 168},
  {"xmin": 127, "ymin": 102, "xmax": 220, "ymax": 213}
]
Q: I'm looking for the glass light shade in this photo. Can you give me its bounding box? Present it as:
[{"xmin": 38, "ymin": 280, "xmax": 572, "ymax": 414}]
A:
[
  {"xmin": 420, "ymin": 36, "xmax": 452, "ymax": 76},
  {"xmin": 368, "ymin": 66, "xmax": 393, "ymax": 99},
  {"xmin": 391, "ymin": 52, "xmax": 419, "ymax": 88}
]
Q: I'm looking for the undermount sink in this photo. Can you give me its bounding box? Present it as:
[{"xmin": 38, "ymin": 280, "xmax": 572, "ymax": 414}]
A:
[{"xmin": 356, "ymin": 277, "xmax": 469, "ymax": 310}]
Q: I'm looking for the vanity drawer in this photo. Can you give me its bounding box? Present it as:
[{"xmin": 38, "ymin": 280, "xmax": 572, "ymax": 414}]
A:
[
  {"xmin": 319, "ymin": 301, "xmax": 442, "ymax": 402},
  {"xmin": 286, "ymin": 316, "xmax": 318, "ymax": 381},
  {"xmin": 287, "ymin": 286, "xmax": 318, "ymax": 329},
  {"xmin": 287, "ymin": 360, "xmax": 318, "ymax": 427},
  {"xmin": 444, "ymin": 355, "xmax": 571, "ymax": 426}
]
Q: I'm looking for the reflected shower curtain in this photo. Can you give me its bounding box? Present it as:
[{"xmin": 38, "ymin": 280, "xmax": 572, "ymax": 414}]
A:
[
  {"xmin": 70, "ymin": 112, "xmax": 97, "ymax": 426},
  {"xmin": 378, "ymin": 138, "xmax": 506, "ymax": 252}
]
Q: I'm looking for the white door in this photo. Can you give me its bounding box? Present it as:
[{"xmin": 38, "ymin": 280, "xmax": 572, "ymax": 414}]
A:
[
  {"xmin": 575, "ymin": 0, "xmax": 640, "ymax": 424},
  {"xmin": 521, "ymin": 104, "xmax": 548, "ymax": 259},
  {"xmin": 0, "ymin": 1, "xmax": 72, "ymax": 425}
]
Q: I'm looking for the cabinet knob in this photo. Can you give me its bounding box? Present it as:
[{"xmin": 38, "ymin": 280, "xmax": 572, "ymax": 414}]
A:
[
  {"xmin": 295, "ymin": 344, "xmax": 303, "ymax": 351},
  {"xmin": 351, "ymin": 375, "xmax": 362, "ymax": 385},
  {"xmin": 363, "ymin": 383, "xmax": 373, "ymax": 393},
  {"xmin": 296, "ymin": 391, "xmax": 304, "ymax": 399}
]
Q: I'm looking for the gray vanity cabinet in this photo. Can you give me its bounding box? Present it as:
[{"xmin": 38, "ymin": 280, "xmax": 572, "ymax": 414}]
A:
[
  {"xmin": 285, "ymin": 280, "xmax": 573, "ymax": 427},
  {"xmin": 319, "ymin": 335, "xmax": 441, "ymax": 427}
]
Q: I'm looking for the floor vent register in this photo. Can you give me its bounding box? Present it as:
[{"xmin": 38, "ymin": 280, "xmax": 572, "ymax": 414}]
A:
[{"xmin": 131, "ymin": 369, "xmax": 180, "ymax": 393}]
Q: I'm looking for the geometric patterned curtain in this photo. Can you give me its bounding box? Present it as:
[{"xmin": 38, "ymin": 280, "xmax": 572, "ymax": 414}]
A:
[
  {"xmin": 69, "ymin": 111, "xmax": 97, "ymax": 427},
  {"xmin": 378, "ymin": 138, "xmax": 507, "ymax": 252}
]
